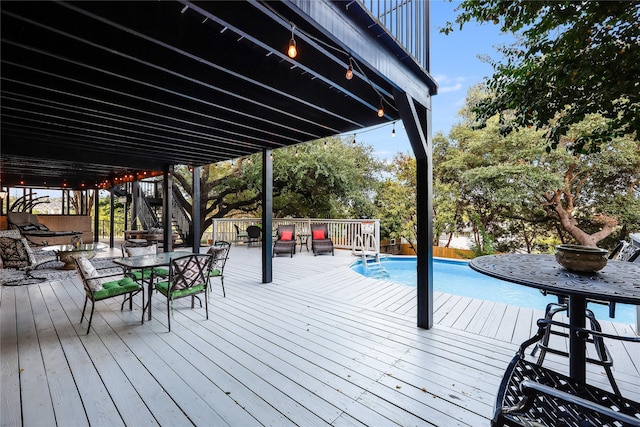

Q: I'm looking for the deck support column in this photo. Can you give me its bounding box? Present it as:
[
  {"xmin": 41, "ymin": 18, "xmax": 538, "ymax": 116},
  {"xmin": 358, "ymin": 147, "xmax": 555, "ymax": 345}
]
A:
[
  {"xmin": 192, "ymin": 166, "xmax": 201, "ymax": 253},
  {"xmin": 394, "ymin": 89, "xmax": 433, "ymax": 329},
  {"xmin": 262, "ymin": 149, "xmax": 273, "ymax": 283},
  {"xmin": 162, "ymin": 164, "xmax": 173, "ymax": 252}
]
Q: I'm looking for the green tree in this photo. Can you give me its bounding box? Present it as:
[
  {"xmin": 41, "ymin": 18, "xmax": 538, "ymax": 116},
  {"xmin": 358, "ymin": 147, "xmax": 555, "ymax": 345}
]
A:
[
  {"xmin": 444, "ymin": 1, "xmax": 640, "ymax": 153},
  {"xmin": 173, "ymin": 137, "xmax": 381, "ymax": 243},
  {"xmin": 375, "ymin": 153, "xmax": 417, "ymax": 249},
  {"xmin": 440, "ymin": 108, "xmax": 640, "ymax": 250}
]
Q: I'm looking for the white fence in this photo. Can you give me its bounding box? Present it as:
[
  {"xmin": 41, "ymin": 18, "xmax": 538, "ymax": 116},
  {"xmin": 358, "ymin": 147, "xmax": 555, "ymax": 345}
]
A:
[{"xmin": 210, "ymin": 218, "xmax": 380, "ymax": 251}]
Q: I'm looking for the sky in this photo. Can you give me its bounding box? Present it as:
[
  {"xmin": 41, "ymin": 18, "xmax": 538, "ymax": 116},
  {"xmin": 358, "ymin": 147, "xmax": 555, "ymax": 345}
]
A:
[{"xmin": 357, "ymin": 0, "xmax": 514, "ymax": 162}]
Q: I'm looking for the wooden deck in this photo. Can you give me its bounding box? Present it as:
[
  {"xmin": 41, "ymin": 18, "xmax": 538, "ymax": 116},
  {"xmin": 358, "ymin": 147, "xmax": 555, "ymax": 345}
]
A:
[{"xmin": 2, "ymin": 246, "xmax": 638, "ymax": 426}]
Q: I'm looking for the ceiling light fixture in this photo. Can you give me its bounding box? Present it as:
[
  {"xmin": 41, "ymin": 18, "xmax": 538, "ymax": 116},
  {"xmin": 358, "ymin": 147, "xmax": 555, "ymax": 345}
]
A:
[
  {"xmin": 287, "ymin": 24, "xmax": 297, "ymax": 58},
  {"xmin": 345, "ymin": 57, "xmax": 354, "ymax": 80},
  {"xmin": 377, "ymin": 97, "xmax": 384, "ymax": 118}
]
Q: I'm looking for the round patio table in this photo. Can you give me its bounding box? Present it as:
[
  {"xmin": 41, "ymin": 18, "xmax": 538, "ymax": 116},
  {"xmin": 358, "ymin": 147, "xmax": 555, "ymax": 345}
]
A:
[{"xmin": 469, "ymin": 253, "xmax": 640, "ymax": 383}]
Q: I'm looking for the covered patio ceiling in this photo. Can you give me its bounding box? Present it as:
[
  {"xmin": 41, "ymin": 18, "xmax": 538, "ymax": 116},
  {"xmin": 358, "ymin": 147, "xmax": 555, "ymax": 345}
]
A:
[{"xmin": 1, "ymin": 0, "xmax": 436, "ymax": 189}]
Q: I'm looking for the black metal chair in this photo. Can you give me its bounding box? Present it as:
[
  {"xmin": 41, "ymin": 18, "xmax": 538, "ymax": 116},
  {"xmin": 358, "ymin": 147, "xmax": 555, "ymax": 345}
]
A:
[
  {"xmin": 246, "ymin": 225, "xmax": 261, "ymax": 248},
  {"xmin": 233, "ymin": 224, "xmax": 248, "ymax": 246},
  {"xmin": 206, "ymin": 240, "xmax": 230, "ymax": 297},
  {"xmin": 154, "ymin": 254, "xmax": 210, "ymax": 332},
  {"xmin": 493, "ymin": 319, "xmax": 640, "ymax": 427},
  {"xmin": 74, "ymin": 256, "xmax": 142, "ymax": 334},
  {"xmin": 272, "ymin": 224, "xmax": 296, "ymax": 258},
  {"xmin": 310, "ymin": 223, "xmax": 334, "ymax": 256}
]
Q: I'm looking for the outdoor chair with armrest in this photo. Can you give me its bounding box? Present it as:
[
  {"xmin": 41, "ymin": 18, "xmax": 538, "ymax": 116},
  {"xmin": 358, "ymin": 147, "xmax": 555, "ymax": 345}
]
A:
[
  {"xmin": 233, "ymin": 224, "xmax": 248, "ymax": 246},
  {"xmin": 121, "ymin": 242, "xmax": 169, "ymax": 284},
  {"xmin": 310, "ymin": 223, "xmax": 334, "ymax": 256},
  {"xmin": 0, "ymin": 229, "xmax": 57, "ymax": 285},
  {"xmin": 73, "ymin": 256, "xmax": 142, "ymax": 334},
  {"xmin": 206, "ymin": 240, "xmax": 230, "ymax": 297},
  {"xmin": 492, "ymin": 319, "xmax": 640, "ymax": 426},
  {"xmin": 154, "ymin": 254, "xmax": 210, "ymax": 332},
  {"xmin": 272, "ymin": 225, "xmax": 296, "ymax": 258},
  {"xmin": 246, "ymin": 225, "xmax": 261, "ymax": 248}
]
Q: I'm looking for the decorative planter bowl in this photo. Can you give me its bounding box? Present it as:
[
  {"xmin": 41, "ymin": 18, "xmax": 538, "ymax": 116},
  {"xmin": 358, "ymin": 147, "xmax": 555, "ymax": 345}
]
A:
[{"xmin": 555, "ymin": 244, "xmax": 608, "ymax": 273}]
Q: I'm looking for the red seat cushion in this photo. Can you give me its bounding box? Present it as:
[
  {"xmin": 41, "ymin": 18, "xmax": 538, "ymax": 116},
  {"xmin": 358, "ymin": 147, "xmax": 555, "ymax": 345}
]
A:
[
  {"xmin": 312, "ymin": 230, "xmax": 325, "ymax": 240},
  {"xmin": 280, "ymin": 231, "xmax": 293, "ymax": 241}
]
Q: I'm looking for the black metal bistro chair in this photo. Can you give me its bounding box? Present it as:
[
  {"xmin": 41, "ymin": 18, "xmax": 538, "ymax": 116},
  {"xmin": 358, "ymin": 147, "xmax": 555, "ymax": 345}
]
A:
[
  {"xmin": 206, "ymin": 240, "xmax": 230, "ymax": 297},
  {"xmin": 492, "ymin": 319, "xmax": 640, "ymax": 427},
  {"xmin": 246, "ymin": 225, "xmax": 261, "ymax": 248},
  {"xmin": 154, "ymin": 254, "xmax": 210, "ymax": 332},
  {"xmin": 74, "ymin": 256, "xmax": 142, "ymax": 334}
]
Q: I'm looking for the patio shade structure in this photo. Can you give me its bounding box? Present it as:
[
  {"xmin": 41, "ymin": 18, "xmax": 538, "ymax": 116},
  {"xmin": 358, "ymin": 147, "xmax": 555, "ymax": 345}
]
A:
[{"xmin": 1, "ymin": 1, "xmax": 437, "ymax": 327}]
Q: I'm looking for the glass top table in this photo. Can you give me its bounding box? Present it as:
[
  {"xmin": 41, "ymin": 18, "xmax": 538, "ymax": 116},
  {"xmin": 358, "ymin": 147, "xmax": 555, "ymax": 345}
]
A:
[
  {"xmin": 41, "ymin": 242, "xmax": 108, "ymax": 270},
  {"xmin": 113, "ymin": 251, "xmax": 198, "ymax": 321}
]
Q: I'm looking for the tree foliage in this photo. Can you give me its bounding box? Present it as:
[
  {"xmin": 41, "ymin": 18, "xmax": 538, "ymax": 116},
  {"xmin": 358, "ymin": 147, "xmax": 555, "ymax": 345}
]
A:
[
  {"xmin": 437, "ymin": 88, "xmax": 640, "ymax": 250},
  {"xmin": 172, "ymin": 137, "xmax": 381, "ymax": 243},
  {"xmin": 443, "ymin": 1, "xmax": 640, "ymax": 153}
]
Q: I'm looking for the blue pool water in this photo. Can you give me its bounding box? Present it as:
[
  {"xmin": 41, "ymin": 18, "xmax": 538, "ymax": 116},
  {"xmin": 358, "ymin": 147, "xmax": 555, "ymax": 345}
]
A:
[{"xmin": 351, "ymin": 257, "xmax": 636, "ymax": 325}]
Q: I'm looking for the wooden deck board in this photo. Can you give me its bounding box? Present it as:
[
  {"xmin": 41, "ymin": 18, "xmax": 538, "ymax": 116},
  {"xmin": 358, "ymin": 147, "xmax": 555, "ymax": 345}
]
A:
[{"xmin": 2, "ymin": 248, "xmax": 638, "ymax": 426}]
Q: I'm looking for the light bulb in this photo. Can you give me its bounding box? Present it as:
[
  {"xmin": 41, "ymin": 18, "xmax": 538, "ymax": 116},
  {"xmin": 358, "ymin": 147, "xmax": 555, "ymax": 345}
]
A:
[
  {"xmin": 323, "ymin": 140, "xmax": 327, "ymax": 149},
  {"xmin": 346, "ymin": 64, "xmax": 353, "ymax": 80},
  {"xmin": 288, "ymin": 38, "xmax": 297, "ymax": 58},
  {"xmin": 392, "ymin": 122, "xmax": 396, "ymax": 137},
  {"xmin": 377, "ymin": 105, "xmax": 384, "ymax": 118}
]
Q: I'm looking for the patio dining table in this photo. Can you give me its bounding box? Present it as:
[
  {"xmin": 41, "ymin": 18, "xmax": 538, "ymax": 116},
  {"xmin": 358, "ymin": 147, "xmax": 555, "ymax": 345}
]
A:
[
  {"xmin": 113, "ymin": 251, "xmax": 197, "ymax": 321},
  {"xmin": 469, "ymin": 253, "xmax": 640, "ymax": 383}
]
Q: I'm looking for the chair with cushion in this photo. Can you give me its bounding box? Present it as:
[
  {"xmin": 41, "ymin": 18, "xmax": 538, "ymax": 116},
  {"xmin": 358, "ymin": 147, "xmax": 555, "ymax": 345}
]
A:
[
  {"xmin": 154, "ymin": 254, "xmax": 210, "ymax": 332},
  {"xmin": 492, "ymin": 319, "xmax": 640, "ymax": 426},
  {"xmin": 310, "ymin": 223, "xmax": 334, "ymax": 256},
  {"xmin": 73, "ymin": 256, "xmax": 142, "ymax": 334},
  {"xmin": 246, "ymin": 225, "xmax": 261, "ymax": 248},
  {"xmin": 207, "ymin": 240, "xmax": 230, "ymax": 297},
  {"xmin": 121, "ymin": 242, "xmax": 169, "ymax": 284},
  {"xmin": 233, "ymin": 224, "xmax": 248, "ymax": 246},
  {"xmin": 272, "ymin": 225, "xmax": 296, "ymax": 258},
  {"xmin": 0, "ymin": 229, "xmax": 57, "ymax": 285}
]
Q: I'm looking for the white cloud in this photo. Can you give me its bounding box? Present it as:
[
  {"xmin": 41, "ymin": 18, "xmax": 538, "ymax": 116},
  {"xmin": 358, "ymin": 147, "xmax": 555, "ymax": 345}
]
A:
[{"xmin": 439, "ymin": 83, "xmax": 463, "ymax": 93}]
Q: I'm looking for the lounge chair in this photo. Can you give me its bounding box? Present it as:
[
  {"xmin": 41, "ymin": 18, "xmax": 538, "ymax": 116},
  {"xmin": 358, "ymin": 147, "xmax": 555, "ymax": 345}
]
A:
[
  {"xmin": 272, "ymin": 225, "xmax": 296, "ymax": 258},
  {"xmin": 7, "ymin": 211, "xmax": 81, "ymax": 246},
  {"xmin": 310, "ymin": 223, "xmax": 334, "ymax": 256}
]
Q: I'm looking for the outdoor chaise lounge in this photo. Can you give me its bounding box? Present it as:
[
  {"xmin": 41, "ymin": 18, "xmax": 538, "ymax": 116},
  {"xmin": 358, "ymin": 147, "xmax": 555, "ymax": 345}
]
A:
[
  {"xmin": 310, "ymin": 223, "xmax": 334, "ymax": 256},
  {"xmin": 272, "ymin": 224, "xmax": 296, "ymax": 258},
  {"xmin": 8, "ymin": 211, "xmax": 81, "ymax": 246}
]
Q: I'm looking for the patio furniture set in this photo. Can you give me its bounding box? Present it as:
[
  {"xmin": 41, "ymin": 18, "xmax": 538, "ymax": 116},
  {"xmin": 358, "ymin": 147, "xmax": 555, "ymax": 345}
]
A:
[
  {"xmin": 234, "ymin": 223, "xmax": 334, "ymax": 257},
  {"xmin": 76, "ymin": 240, "xmax": 231, "ymax": 334},
  {"xmin": 470, "ymin": 246, "xmax": 640, "ymax": 426}
]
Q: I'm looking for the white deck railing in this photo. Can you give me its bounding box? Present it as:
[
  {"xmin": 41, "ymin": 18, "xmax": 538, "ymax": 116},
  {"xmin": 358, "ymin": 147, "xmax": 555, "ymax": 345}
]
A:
[{"xmin": 210, "ymin": 218, "xmax": 380, "ymax": 251}]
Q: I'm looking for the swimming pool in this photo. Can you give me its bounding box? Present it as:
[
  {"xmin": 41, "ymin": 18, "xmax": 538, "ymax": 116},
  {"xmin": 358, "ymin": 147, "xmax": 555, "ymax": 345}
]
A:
[{"xmin": 351, "ymin": 256, "xmax": 636, "ymax": 325}]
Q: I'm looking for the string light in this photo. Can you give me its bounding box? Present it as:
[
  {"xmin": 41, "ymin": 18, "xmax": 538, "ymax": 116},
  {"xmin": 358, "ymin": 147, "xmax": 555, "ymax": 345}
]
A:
[
  {"xmin": 352, "ymin": 133, "xmax": 356, "ymax": 145},
  {"xmin": 287, "ymin": 24, "xmax": 297, "ymax": 58},
  {"xmin": 392, "ymin": 121, "xmax": 396, "ymax": 137},
  {"xmin": 377, "ymin": 97, "xmax": 384, "ymax": 118},
  {"xmin": 323, "ymin": 140, "xmax": 328, "ymax": 149},
  {"xmin": 295, "ymin": 149, "xmax": 299, "ymax": 157},
  {"xmin": 345, "ymin": 57, "xmax": 353, "ymax": 80}
]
